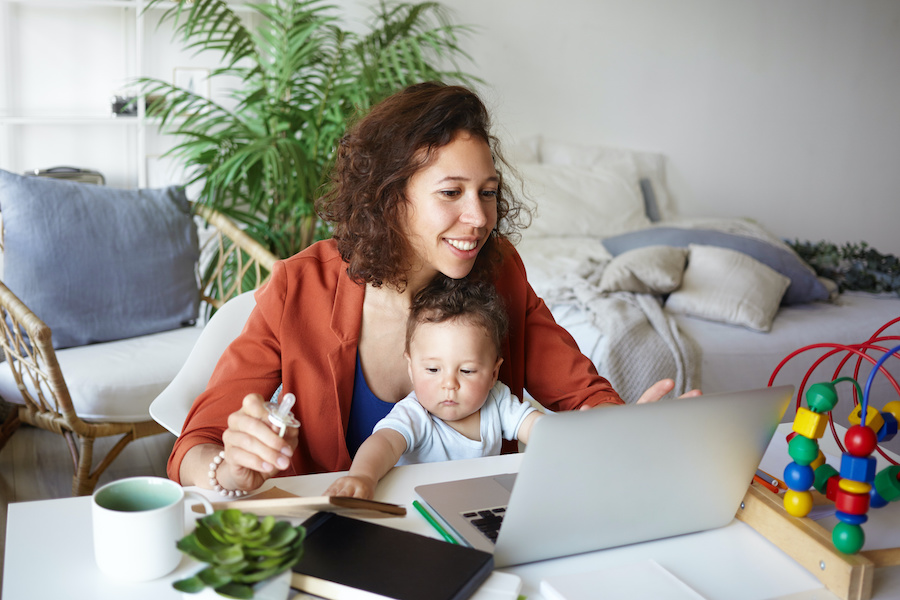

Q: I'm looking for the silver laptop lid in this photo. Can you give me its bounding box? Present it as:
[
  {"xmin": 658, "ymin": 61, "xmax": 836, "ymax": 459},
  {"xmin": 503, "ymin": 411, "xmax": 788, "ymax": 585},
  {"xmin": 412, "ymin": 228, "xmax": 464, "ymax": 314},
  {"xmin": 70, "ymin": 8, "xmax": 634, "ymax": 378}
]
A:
[{"xmin": 492, "ymin": 385, "xmax": 792, "ymax": 567}]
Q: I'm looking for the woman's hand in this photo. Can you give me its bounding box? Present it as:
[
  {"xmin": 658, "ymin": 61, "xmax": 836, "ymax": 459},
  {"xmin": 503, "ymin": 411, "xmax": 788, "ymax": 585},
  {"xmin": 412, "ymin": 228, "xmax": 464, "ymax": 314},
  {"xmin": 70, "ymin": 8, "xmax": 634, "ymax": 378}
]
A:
[
  {"xmin": 217, "ymin": 393, "xmax": 300, "ymax": 492},
  {"xmin": 635, "ymin": 378, "xmax": 702, "ymax": 404}
]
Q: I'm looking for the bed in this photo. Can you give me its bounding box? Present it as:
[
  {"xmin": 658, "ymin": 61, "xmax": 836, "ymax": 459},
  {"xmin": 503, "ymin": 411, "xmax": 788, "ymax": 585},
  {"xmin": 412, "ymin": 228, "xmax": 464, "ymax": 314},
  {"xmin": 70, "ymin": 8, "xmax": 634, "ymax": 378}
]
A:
[{"xmin": 508, "ymin": 136, "xmax": 900, "ymax": 442}]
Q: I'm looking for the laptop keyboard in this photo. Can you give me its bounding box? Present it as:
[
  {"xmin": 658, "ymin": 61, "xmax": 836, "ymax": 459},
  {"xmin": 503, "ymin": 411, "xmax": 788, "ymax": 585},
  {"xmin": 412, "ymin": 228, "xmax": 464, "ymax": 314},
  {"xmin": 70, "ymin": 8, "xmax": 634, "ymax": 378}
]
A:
[{"xmin": 462, "ymin": 506, "xmax": 507, "ymax": 543}]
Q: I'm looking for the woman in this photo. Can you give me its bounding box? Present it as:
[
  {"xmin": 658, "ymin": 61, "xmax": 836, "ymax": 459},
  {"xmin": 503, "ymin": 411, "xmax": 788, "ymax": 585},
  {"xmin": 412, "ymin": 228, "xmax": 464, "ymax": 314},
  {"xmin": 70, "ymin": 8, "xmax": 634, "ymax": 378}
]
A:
[{"xmin": 170, "ymin": 82, "xmax": 687, "ymax": 494}]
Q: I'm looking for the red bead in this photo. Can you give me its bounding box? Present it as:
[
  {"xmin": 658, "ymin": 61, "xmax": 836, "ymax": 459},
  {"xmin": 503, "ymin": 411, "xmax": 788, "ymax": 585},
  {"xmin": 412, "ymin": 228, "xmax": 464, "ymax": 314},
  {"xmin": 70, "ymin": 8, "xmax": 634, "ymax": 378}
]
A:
[
  {"xmin": 786, "ymin": 431, "xmax": 798, "ymax": 444},
  {"xmin": 835, "ymin": 488, "xmax": 870, "ymax": 515},
  {"xmin": 845, "ymin": 424, "xmax": 878, "ymax": 457},
  {"xmin": 825, "ymin": 475, "xmax": 842, "ymax": 502}
]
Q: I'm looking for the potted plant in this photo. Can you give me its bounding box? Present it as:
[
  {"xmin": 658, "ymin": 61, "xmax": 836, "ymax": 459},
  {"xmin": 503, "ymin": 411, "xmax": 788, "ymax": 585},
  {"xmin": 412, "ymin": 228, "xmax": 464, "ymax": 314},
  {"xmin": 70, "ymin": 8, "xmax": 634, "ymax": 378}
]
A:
[
  {"xmin": 174, "ymin": 509, "xmax": 306, "ymax": 599},
  {"xmin": 141, "ymin": 0, "xmax": 479, "ymax": 263}
]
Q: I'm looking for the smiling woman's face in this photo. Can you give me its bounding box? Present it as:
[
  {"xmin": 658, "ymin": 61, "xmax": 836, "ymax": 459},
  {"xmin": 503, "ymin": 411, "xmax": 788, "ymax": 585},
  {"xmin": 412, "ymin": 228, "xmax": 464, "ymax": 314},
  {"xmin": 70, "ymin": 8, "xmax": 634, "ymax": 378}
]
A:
[{"xmin": 402, "ymin": 131, "xmax": 499, "ymax": 288}]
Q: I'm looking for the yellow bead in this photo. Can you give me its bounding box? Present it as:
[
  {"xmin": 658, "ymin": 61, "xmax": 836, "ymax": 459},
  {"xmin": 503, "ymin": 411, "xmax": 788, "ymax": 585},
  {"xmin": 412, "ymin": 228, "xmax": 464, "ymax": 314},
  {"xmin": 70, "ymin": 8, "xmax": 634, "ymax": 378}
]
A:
[
  {"xmin": 793, "ymin": 407, "xmax": 828, "ymax": 439},
  {"xmin": 810, "ymin": 450, "xmax": 826, "ymax": 470},
  {"xmin": 848, "ymin": 404, "xmax": 885, "ymax": 433},
  {"xmin": 783, "ymin": 489, "xmax": 814, "ymax": 517},
  {"xmin": 883, "ymin": 401, "xmax": 900, "ymax": 423},
  {"xmin": 839, "ymin": 478, "xmax": 872, "ymax": 495}
]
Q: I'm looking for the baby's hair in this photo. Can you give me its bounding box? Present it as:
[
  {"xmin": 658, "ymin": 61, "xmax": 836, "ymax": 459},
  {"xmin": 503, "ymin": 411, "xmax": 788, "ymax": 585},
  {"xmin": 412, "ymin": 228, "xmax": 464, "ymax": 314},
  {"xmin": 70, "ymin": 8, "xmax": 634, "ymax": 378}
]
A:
[{"xmin": 406, "ymin": 276, "xmax": 508, "ymax": 356}]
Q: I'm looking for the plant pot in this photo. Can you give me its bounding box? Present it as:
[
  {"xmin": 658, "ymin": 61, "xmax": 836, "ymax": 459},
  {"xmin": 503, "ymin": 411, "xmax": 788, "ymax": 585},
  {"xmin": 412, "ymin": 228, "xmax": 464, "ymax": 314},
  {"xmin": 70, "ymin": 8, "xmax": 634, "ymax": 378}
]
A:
[{"xmin": 181, "ymin": 570, "xmax": 291, "ymax": 600}]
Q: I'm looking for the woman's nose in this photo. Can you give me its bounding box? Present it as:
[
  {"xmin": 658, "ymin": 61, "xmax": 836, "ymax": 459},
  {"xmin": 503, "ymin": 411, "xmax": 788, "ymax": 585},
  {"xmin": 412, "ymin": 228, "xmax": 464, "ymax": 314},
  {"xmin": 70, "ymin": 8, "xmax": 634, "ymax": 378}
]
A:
[{"xmin": 460, "ymin": 194, "xmax": 488, "ymax": 228}]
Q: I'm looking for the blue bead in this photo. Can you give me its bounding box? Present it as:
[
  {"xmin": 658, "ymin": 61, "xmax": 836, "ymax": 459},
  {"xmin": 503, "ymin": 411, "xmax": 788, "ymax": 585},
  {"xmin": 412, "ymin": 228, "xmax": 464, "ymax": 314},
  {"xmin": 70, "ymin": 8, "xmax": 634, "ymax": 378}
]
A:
[
  {"xmin": 784, "ymin": 462, "xmax": 815, "ymax": 491},
  {"xmin": 840, "ymin": 453, "xmax": 877, "ymax": 484},
  {"xmin": 878, "ymin": 413, "xmax": 898, "ymax": 442},
  {"xmin": 870, "ymin": 487, "xmax": 889, "ymax": 509},
  {"xmin": 835, "ymin": 510, "xmax": 869, "ymax": 525}
]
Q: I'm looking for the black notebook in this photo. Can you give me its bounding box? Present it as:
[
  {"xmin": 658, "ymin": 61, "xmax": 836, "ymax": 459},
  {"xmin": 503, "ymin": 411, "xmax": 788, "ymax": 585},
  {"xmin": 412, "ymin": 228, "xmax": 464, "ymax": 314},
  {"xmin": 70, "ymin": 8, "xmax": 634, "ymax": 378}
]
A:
[{"xmin": 291, "ymin": 511, "xmax": 494, "ymax": 600}]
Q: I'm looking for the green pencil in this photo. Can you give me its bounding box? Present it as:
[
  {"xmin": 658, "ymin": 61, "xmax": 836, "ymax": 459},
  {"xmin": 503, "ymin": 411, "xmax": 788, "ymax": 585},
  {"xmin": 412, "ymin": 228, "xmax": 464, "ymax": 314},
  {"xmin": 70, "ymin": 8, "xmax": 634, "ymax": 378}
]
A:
[{"xmin": 412, "ymin": 500, "xmax": 459, "ymax": 544}]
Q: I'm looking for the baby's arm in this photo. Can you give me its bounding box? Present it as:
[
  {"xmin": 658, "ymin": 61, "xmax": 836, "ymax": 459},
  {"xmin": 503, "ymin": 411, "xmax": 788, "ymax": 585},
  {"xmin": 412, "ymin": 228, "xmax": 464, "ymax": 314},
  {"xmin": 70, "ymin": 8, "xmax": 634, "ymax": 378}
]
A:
[
  {"xmin": 324, "ymin": 428, "xmax": 408, "ymax": 499},
  {"xmin": 515, "ymin": 411, "xmax": 543, "ymax": 446}
]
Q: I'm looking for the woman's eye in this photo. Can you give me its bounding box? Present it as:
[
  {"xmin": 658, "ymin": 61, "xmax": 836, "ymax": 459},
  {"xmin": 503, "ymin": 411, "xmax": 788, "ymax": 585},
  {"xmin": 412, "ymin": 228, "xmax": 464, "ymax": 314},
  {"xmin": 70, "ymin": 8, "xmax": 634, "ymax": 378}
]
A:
[
  {"xmin": 440, "ymin": 190, "xmax": 461, "ymax": 198},
  {"xmin": 481, "ymin": 189, "xmax": 498, "ymax": 198}
]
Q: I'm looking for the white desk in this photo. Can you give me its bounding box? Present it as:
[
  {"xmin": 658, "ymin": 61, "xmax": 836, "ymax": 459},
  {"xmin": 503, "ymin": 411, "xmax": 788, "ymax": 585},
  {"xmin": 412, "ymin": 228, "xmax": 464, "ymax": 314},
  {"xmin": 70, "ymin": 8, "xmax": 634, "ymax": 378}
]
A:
[{"xmin": 5, "ymin": 425, "xmax": 900, "ymax": 600}]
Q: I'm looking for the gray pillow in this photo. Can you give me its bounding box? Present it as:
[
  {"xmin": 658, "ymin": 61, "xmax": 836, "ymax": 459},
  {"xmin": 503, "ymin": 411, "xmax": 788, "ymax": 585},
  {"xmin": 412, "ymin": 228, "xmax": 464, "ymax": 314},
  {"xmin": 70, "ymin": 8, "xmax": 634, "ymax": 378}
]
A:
[
  {"xmin": 0, "ymin": 169, "xmax": 200, "ymax": 349},
  {"xmin": 602, "ymin": 227, "xmax": 829, "ymax": 306}
]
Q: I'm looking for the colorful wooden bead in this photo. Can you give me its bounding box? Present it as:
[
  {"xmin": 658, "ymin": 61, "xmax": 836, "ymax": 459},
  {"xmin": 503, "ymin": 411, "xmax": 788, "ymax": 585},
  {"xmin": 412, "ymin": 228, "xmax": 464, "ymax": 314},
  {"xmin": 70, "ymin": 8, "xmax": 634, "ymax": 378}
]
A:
[
  {"xmin": 873, "ymin": 465, "xmax": 900, "ymax": 502},
  {"xmin": 813, "ymin": 463, "xmax": 839, "ymax": 494},
  {"xmin": 788, "ymin": 435, "xmax": 819, "ymax": 466},
  {"xmin": 784, "ymin": 462, "xmax": 815, "ymax": 490},
  {"xmin": 832, "ymin": 521, "xmax": 865, "ymax": 554},
  {"xmin": 809, "ymin": 450, "xmax": 826, "ymax": 470},
  {"xmin": 840, "ymin": 454, "xmax": 876, "ymax": 484},
  {"xmin": 844, "ymin": 424, "xmax": 878, "ymax": 457},
  {"xmin": 848, "ymin": 404, "xmax": 885, "ymax": 433},
  {"xmin": 835, "ymin": 510, "xmax": 869, "ymax": 526},
  {"xmin": 882, "ymin": 400, "xmax": 900, "ymax": 423},
  {"xmin": 806, "ymin": 382, "xmax": 839, "ymax": 413},
  {"xmin": 835, "ymin": 488, "xmax": 870, "ymax": 515},
  {"xmin": 838, "ymin": 478, "xmax": 872, "ymax": 495},
  {"xmin": 783, "ymin": 489, "xmax": 814, "ymax": 517},
  {"xmin": 877, "ymin": 412, "xmax": 898, "ymax": 443},
  {"xmin": 870, "ymin": 488, "xmax": 889, "ymax": 509},
  {"xmin": 793, "ymin": 407, "xmax": 828, "ymax": 440},
  {"xmin": 826, "ymin": 474, "xmax": 841, "ymax": 502}
]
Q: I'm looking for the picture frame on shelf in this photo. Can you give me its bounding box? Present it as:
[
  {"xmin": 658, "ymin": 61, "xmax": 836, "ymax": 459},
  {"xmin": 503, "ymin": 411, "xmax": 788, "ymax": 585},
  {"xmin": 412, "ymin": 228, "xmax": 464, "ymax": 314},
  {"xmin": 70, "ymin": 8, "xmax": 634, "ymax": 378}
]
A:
[{"xmin": 173, "ymin": 67, "xmax": 210, "ymax": 99}]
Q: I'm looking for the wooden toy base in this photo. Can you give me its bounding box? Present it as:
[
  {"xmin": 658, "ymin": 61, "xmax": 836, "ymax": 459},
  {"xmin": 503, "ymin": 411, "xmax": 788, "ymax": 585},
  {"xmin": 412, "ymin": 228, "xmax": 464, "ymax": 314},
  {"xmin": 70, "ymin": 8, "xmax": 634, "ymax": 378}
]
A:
[{"xmin": 736, "ymin": 482, "xmax": 900, "ymax": 600}]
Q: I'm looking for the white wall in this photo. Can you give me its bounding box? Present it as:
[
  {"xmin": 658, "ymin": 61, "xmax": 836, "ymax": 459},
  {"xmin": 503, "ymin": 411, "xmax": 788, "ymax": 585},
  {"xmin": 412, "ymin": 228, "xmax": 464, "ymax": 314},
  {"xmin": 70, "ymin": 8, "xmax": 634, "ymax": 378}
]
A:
[{"xmin": 347, "ymin": 0, "xmax": 900, "ymax": 255}]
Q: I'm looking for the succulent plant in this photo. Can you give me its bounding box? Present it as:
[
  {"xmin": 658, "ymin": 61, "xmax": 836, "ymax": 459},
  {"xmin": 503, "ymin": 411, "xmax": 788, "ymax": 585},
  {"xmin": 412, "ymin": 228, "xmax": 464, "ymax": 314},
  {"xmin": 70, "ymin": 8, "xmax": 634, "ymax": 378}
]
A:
[{"xmin": 173, "ymin": 509, "xmax": 306, "ymax": 599}]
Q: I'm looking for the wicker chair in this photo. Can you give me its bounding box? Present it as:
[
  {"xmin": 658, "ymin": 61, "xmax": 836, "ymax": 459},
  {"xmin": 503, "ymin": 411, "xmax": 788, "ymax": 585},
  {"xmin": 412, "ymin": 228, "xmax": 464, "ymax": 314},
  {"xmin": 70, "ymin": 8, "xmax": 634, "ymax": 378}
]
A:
[{"xmin": 0, "ymin": 203, "xmax": 277, "ymax": 495}]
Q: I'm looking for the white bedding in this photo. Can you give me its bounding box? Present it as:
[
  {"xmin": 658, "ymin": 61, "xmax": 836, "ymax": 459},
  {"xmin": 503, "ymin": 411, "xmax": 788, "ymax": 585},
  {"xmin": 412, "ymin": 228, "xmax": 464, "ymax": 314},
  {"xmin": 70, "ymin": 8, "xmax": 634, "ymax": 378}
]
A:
[{"xmin": 511, "ymin": 136, "xmax": 900, "ymax": 452}]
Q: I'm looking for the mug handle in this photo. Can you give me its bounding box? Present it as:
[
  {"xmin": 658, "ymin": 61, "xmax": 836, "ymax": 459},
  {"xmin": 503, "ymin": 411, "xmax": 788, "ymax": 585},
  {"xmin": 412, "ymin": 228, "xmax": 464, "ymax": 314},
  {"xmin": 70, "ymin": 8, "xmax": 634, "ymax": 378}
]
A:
[{"xmin": 185, "ymin": 491, "xmax": 215, "ymax": 516}]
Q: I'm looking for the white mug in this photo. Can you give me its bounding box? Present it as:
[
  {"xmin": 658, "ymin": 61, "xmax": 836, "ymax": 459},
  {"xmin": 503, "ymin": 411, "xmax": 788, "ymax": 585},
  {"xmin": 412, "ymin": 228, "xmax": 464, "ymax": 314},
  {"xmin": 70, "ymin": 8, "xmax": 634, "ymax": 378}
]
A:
[{"xmin": 92, "ymin": 476, "xmax": 214, "ymax": 582}]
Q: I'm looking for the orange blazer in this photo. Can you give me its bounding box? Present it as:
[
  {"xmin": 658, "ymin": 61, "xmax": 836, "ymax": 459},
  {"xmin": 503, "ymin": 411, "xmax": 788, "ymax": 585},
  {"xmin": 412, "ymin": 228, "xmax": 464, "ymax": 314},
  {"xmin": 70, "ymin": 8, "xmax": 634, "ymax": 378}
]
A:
[{"xmin": 168, "ymin": 239, "xmax": 622, "ymax": 482}]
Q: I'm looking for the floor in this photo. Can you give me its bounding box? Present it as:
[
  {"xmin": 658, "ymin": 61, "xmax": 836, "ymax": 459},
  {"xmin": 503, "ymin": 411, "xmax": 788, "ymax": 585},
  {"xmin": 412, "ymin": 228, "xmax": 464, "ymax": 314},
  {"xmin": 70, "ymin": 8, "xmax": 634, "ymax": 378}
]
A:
[{"xmin": 0, "ymin": 421, "xmax": 176, "ymax": 591}]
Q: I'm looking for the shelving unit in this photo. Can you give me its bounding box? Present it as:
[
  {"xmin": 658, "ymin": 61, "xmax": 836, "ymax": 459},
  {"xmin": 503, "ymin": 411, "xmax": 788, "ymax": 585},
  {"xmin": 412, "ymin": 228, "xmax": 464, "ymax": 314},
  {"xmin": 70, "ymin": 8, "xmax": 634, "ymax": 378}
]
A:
[{"xmin": 0, "ymin": 0, "xmax": 252, "ymax": 190}]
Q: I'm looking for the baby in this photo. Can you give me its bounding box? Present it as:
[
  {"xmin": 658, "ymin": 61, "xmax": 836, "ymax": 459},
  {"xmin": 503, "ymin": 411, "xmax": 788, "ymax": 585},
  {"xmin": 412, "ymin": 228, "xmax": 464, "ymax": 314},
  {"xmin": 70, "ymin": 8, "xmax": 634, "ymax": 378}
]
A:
[{"xmin": 325, "ymin": 277, "xmax": 543, "ymax": 499}]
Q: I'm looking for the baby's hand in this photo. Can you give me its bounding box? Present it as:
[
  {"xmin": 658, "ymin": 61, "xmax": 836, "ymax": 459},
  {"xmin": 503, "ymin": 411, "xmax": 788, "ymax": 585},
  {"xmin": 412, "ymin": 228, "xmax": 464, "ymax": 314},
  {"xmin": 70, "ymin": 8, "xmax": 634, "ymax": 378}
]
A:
[{"xmin": 324, "ymin": 475, "xmax": 376, "ymax": 500}]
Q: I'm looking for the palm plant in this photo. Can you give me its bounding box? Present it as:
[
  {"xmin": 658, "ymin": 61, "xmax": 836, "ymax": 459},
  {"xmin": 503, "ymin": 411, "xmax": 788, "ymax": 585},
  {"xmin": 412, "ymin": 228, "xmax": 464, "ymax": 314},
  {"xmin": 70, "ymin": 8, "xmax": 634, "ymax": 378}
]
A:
[{"xmin": 142, "ymin": 0, "xmax": 478, "ymax": 259}]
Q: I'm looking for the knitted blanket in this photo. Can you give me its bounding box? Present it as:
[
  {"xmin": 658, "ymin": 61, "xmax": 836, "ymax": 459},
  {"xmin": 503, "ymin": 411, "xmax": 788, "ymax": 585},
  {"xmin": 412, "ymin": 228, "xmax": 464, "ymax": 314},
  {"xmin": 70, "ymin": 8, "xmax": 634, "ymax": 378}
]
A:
[{"xmin": 542, "ymin": 257, "xmax": 701, "ymax": 403}]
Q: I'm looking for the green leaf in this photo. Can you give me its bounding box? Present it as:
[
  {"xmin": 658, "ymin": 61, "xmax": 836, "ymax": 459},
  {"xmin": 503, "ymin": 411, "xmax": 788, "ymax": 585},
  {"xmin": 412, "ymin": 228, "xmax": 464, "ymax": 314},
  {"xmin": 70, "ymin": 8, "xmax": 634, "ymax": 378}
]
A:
[{"xmin": 173, "ymin": 575, "xmax": 206, "ymax": 593}]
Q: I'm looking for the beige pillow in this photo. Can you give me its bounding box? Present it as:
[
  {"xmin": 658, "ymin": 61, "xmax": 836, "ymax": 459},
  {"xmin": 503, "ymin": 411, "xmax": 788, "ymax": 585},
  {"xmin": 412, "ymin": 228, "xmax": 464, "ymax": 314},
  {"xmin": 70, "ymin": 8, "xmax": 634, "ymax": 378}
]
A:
[
  {"xmin": 665, "ymin": 244, "xmax": 790, "ymax": 332},
  {"xmin": 598, "ymin": 245, "xmax": 687, "ymax": 294}
]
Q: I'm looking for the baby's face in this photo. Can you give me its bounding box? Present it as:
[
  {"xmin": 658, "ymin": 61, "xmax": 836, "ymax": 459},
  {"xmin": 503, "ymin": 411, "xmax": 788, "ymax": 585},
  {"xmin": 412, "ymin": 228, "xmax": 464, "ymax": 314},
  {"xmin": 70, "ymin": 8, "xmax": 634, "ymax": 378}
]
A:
[{"xmin": 406, "ymin": 319, "xmax": 502, "ymax": 423}]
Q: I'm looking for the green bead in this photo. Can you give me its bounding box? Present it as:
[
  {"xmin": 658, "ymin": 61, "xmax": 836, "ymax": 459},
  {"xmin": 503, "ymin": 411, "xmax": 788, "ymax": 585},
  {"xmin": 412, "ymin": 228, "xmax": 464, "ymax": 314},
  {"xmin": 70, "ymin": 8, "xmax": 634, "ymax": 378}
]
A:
[
  {"xmin": 788, "ymin": 434, "xmax": 819, "ymax": 466},
  {"xmin": 832, "ymin": 521, "xmax": 865, "ymax": 554},
  {"xmin": 806, "ymin": 382, "xmax": 839, "ymax": 413},
  {"xmin": 874, "ymin": 465, "xmax": 900, "ymax": 502},
  {"xmin": 813, "ymin": 463, "xmax": 840, "ymax": 494}
]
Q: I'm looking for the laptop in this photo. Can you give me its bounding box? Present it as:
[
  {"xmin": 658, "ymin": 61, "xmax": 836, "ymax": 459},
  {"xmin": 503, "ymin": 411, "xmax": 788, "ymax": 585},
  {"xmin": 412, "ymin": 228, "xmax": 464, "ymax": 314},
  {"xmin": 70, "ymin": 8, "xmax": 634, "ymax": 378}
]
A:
[{"xmin": 415, "ymin": 385, "xmax": 792, "ymax": 567}]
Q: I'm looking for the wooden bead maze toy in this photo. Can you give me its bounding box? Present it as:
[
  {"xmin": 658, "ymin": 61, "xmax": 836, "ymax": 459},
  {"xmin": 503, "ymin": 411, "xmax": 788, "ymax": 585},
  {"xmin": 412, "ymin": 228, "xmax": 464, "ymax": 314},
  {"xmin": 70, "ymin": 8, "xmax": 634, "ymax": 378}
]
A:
[{"xmin": 735, "ymin": 318, "xmax": 900, "ymax": 600}]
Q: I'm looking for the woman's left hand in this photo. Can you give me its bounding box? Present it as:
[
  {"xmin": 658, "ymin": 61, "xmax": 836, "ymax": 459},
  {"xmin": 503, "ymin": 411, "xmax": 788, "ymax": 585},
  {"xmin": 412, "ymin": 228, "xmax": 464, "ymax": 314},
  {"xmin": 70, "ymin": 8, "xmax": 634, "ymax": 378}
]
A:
[{"xmin": 635, "ymin": 378, "xmax": 702, "ymax": 404}]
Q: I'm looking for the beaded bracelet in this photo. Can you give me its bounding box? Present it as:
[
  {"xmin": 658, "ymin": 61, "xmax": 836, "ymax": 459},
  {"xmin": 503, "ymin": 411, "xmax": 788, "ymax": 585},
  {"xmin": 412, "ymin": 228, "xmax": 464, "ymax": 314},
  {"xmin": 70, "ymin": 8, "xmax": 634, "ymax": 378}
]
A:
[{"xmin": 209, "ymin": 450, "xmax": 250, "ymax": 498}]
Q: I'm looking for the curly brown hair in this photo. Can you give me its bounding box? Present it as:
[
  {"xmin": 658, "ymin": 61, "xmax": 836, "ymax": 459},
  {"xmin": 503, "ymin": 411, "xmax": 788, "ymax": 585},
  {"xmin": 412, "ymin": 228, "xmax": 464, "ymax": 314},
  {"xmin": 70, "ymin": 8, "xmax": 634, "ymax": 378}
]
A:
[
  {"xmin": 405, "ymin": 276, "xmax": 508, "ymax": 356},
  {"xmin": 317, "ymin": 82, "xmax": 528, "ymax": 290}
]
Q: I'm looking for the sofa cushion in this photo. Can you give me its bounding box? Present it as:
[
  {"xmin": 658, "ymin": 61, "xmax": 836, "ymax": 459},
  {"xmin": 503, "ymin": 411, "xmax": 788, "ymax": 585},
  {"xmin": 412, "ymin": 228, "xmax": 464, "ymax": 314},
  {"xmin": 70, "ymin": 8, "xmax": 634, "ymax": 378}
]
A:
[
  {"xmin": 0, "ymin": 170, "xmax": 200, "ymax": 349},
  {"xmin": 0, "ymin": 325, "xmax": 203, "ymax": 422}
]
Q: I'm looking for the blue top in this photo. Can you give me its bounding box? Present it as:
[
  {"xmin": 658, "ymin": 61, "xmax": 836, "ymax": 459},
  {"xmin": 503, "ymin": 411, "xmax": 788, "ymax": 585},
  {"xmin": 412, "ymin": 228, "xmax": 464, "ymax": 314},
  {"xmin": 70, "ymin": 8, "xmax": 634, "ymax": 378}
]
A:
[{"xmin": 346, "ymin": 351, "xmax": 395, "ymax": 457}]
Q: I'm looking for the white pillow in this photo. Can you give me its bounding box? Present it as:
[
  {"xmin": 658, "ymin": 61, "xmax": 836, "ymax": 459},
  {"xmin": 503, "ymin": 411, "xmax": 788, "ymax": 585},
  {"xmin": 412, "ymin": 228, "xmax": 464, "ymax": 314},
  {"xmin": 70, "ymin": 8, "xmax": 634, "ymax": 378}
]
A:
[
  {"xmin": 515, "ymin": 162, "xmax": 650, "ymax": 239},
  {"xmin": 540, "ymin": 137, "xmax": 675, "ymax": 221},
  {"xmin": 598, "ymin": 245, "xmax": 687, "ymax": 294},
  {"xmin": 665, "ymin": 244, "xmax": 790, "ymax": 332}
]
